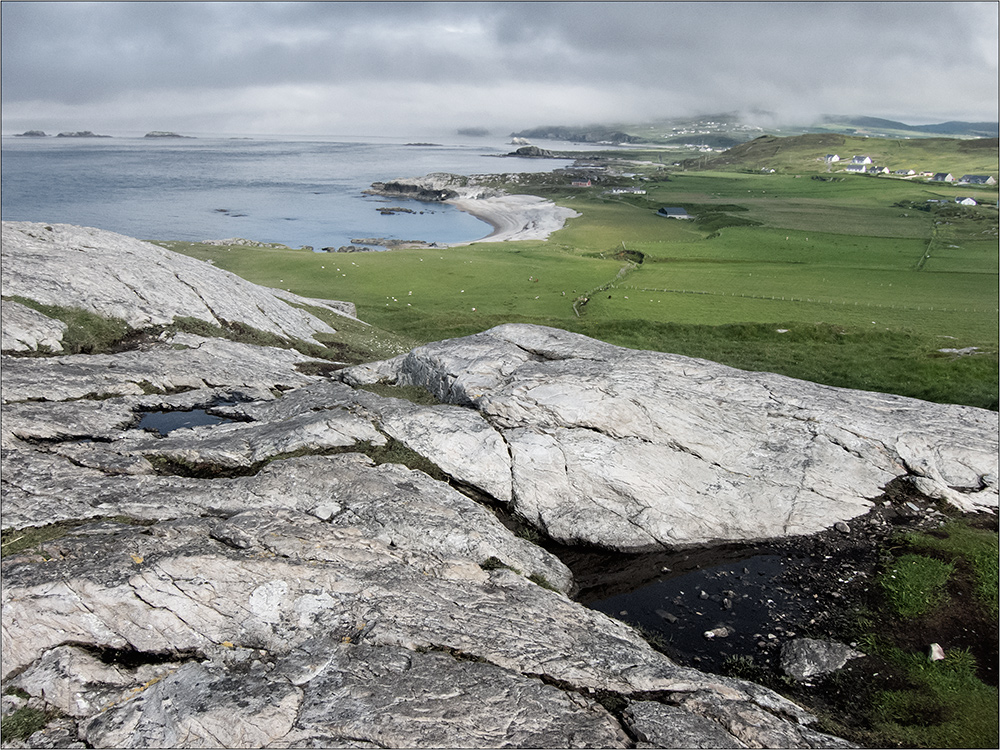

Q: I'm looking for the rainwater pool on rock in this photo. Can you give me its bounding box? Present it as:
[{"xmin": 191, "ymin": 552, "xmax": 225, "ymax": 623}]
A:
[
  {"xmin": 138, "ymin": 409, "xmax": 235, "ymax": 436},
  {"xmin": 564, "ymin": 545, "xmax": 810, "ymax": 675}
]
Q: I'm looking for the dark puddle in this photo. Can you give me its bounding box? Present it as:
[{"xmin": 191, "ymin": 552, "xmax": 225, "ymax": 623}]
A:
[
  {"xmin": 137, "ymin": 408, "xmax": 237, "ymax": 436},
  {"xmin": 563, "ymin": 544, "xmax": 810, "ymax": 675}
]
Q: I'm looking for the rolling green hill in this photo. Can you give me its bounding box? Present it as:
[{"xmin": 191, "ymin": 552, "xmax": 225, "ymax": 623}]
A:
[{"xmin": 682, "ymin": 134, "xmax": 999, "ymax": 177}]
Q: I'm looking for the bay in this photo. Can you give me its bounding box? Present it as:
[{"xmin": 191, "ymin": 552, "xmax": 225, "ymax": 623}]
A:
[{"xmin": 1, "ymin": 134, "xmax": 575, "ymax": 250}]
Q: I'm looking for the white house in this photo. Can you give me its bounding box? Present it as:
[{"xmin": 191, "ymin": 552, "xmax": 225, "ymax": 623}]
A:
[
  {"xmin": 851, "ymin": 155, "xmax": 873, "ymax": 165},
  {"xmin": 931, "ymin": 173, "xmax": 955, "ymax": 182},
  {"xmin": 958, "ymin": 175, "xmax": 997, "ymax": 186},
  {"xmin": 825, "ymin": 154, "xmax": 841, "ymax": 163},
  {"xmin": 894, "ymin": 169, "xmax": 916, "ymax": 176},
  {"xmin": 956, "ymin": 197, "xmax": 978, "ymax": 206},
  {"xmin": 870, "ymin": 166, "xmax": 890, "ymax": 175},
  {"xmin": 845, "ymin": 164, "xmax": 868, "ymax": 173}
]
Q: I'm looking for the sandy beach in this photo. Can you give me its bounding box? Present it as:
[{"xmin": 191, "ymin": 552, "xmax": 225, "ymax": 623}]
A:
[{"xmin": 445, "ymin": 194, "xmax": 580, "ymax": 245}]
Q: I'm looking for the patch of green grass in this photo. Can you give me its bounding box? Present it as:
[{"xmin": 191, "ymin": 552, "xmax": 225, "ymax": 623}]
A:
[
  {"xmin": 527, "ymin": 572, "xmax": 559, "ymax": 591},
  {"xmin": 356, "ymin": 383, "xmax": 441, "ymax": 405},
  {"xmin": 901, "ymin": 520, "xmax": 1000, "ymax": 617},
  {"xmin": 1, "ymin": 517, "xmax": 155, "ymax": 558},
  {"xmin": 0, "ymin": 706, "xmax": 50, "ymax": 741},
  {"xmin": 872, "ymin": 647, "xmax": 999, "ymax": 748},
  {"xmin": 4, "ymin": 296, "xmax": 132, "ymax": 354},
  {"xmin": 880, "ymin": 553, "xmax": 955, "ymax": 619}
]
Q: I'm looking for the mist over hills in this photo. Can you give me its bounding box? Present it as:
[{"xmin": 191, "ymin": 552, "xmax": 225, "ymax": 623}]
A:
[
  {"xmin": 817, "ymin": 116, "xmax": 999, "ymax": 138},
  {"xmin": 510, "ymin": 114, "xmax": 999, "ymax": 146}
]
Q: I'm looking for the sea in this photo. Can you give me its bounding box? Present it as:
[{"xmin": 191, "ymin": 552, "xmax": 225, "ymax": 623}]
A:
[{"xmin": 1, "ymin": 133, "xmax": 578, "ymax": 250}]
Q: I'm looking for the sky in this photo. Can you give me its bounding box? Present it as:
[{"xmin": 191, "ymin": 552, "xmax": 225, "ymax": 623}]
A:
[{"xmin": 2, "ymin": 1, "xmax": 997, "ymax": 138}]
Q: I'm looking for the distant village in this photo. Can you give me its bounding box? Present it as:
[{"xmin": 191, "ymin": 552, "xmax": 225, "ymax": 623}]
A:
[{"xmin": 820, "ymin": 154, "xmax": 996, "ymax": 205}]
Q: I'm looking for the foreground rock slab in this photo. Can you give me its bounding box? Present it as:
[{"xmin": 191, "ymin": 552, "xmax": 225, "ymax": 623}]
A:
[
  {"xmin": 1, "ymin": 221, "xmax": 350, "ymax": 344},
  {"xmin": 342, "ymin": 323, "xmax": 999, "ymax": 551},
  {"xmin": 2, "ymin": 513, "xmax": 849, "ymax": 748}
]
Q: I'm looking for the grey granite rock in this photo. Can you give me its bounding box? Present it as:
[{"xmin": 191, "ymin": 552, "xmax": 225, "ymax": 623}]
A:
[
  {"xmin": 1, "ymin": 334, "xmax": 316, "ymax": 404},
  {"xmin": 2, "ymin": 513, "xmax": 847, "ymax": 748},
  {"xmin": 0, "ymin": 225, "xmax": 890, "ymax": 747},
  {"xmin": 341, "ymin": 323, "xmax": 998, "ymax": 550},
  {"xmin": 1, "ymin": 221, "xmax": 338, "ymax": 342},
  {"xmin": 780, "ymin": 638, "xmax": 865, "ymax": 682},
  {"xmin": 0, "ymin": 299, "xmax": 67, "ymax": 353}
]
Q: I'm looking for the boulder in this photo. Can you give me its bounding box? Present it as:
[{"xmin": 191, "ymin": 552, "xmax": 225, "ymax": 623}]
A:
[
  {"xmin": 341, "ymin": 324, "xmax": 998, "ymax": 551},
  {"xmin": 1, "ymin": 221, "xmax": 339, "ymax": 342},
  {"xmin": 0, "ymin": 300, "xmax": 67, "ymax": 353},
  {"xmin": 780, "ymin": 638, "xmax": 865, "ymax": 682}
]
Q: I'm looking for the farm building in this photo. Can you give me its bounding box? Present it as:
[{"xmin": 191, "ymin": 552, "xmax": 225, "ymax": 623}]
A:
[
  {"xmin": 931, "ymin": 173, "xmax": 955, "ymax": 182},
  {"xmin": 851, "ymin": 155, "xmax": 873, "ymax": 165},
  {"xmin": 958, "ymin": 175, "xmax": 997, "ymax": 185},
  {"xmin": 956, "ymin": 197, "xmax": 978, "ymax": 206},
  {"xmin": 657, "ymin": 206, "xmax": 692, "ymax": 219}
]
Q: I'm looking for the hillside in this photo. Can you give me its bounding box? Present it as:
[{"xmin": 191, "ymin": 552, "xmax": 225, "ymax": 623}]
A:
[
  {"xmin": 681, "ymin": 133, "xmax": 1000, "ymax": 176},
  {"xmin": 817, "ymin": 116, "xmax": 999, "ymax": 139}
]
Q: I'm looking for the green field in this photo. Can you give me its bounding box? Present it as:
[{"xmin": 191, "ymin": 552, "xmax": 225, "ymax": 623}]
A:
[{"xmin": 160, "ymin": 138, "xmax": 999, "ymax": 410}]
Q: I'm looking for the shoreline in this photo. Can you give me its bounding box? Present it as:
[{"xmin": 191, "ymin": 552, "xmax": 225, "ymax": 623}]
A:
[{"xmin": 444, "ymin": 194, "xmax": 580, "ymax": 245}]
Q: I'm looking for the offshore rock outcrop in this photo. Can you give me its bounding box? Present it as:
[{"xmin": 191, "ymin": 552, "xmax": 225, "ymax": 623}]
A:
[{"xmin": 4, "ymin": 221, "xmax": 995, "ymax": 747}]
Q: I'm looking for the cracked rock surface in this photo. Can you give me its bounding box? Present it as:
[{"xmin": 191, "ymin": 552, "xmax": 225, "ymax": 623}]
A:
[
  {"xmin": 1, "ymin": 221, "xmax": 351, "ymax": 342},
  {"xmin": 5, "ymin": 222, "xmax": 991, "ymax": 747},
  {"xmin": 341, "ymin": 323, "xmax": 998, "ymax": 550}
]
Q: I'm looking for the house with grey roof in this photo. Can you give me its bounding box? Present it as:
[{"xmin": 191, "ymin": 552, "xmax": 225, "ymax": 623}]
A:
[
  {"xmin": 958, "ymin": 175, "xmax": 997, "ymax": 185},
  {"xmin": 657, "ymin": 206, "xmax": 692, "ymax": 219},
  {"xmin": 931, "ymin": 173, "xmax": 955, "ymax": 182}
]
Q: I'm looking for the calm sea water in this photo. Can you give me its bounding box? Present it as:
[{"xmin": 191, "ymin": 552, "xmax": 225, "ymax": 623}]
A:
[{"xmin": 1, "ymin": 134, "xmax": 575, "ymax": 250}]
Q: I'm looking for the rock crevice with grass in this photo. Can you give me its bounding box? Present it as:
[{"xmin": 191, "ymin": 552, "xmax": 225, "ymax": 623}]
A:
[{"xmin": 2, "ymin": 221, "xmax": 996, "ymax": 747}]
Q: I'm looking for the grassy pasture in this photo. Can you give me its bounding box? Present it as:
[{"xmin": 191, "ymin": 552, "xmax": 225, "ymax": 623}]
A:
[
  {"xmin": 162, "ymin": 142, "xmax": 998, "ymax": 409},
  {"xmin": 688, "ymin": 134, "xmax": 999, "ymax": 177}
]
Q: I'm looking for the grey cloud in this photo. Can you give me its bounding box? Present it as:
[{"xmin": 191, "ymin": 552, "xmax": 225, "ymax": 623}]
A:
[{"xmin": 2, "ymin": 2, "xmax": 996, "ymax": 135}]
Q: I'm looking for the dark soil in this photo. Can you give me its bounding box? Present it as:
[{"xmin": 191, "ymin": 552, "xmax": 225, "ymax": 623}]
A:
[{"xmin": 556, "ymin": 477, "xmax": 999, "ymax": 745}]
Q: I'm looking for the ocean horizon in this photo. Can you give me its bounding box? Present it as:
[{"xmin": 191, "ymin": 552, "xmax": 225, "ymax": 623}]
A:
[{"xmin": 1, "ymin": 133, "xmax": 580, "ymax": 251}]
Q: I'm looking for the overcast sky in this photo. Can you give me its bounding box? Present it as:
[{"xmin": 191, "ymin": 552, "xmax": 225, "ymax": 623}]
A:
[{"xmin": 2, "ymin": 1, "xmax": 997, "ymax": 137}]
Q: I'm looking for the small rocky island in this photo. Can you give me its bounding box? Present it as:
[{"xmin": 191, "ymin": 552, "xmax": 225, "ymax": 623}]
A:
[
  {"xmin": 1, "ymin": 221, "xmax": 996, "ymax": 747},
  {"xmin": 12, "ymin": 130, "xmax": 48, "ymax": 137},
  {"xmin": 144, "ymin": 131, "xmax": 193, "ymax": 138},
  {"xmin": 55, "ymin": 131, "xmax": 111, "ymax": 138}
]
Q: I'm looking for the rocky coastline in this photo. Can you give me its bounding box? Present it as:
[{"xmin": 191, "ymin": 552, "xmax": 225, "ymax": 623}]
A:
[{"xmin": 2, "ymin": 220, "xmax": 997, "ymax": 747}]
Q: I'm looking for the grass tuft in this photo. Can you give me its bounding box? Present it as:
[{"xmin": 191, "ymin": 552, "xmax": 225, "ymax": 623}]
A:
[
  {"xmin": 0, "ymin": 707, "xmax": 49, "ymax": 741},
  {"xmin": 880, "ymin": 553, "xmax": 955, "ymax": 619}
]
